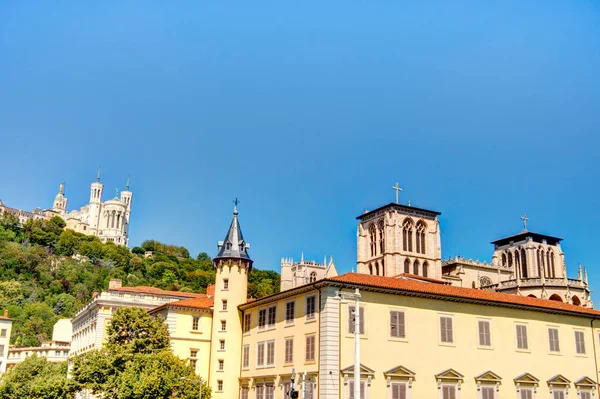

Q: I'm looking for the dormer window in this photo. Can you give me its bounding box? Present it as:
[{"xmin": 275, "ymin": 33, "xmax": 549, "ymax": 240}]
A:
[
  {"xmin": 239, "ymin": 242, "xmax": 245, "ymax": 252},
  {"xmin": 226, "ymin": 242, "xmax": 232, "ymax": 250}
]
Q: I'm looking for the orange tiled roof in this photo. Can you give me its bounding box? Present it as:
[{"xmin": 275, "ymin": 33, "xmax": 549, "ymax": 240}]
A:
[
  {"xmin": 392, "ymin": 273, "xmax": 447, "ymax": 284},
  {"xmin": 111, "ymin": 285, "xmax": 207, "ymax": 299},
  {"xmin": 329, "ymin": 273, "xmax": 600, "ymax": 317},
  {"xmin": 165, "ymin": 297, "xmax": 214, "ymax": 309}
]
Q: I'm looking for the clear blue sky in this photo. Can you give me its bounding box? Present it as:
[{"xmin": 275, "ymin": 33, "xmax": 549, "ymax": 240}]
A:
[{"xmin": 1, "ymin": 2, "xmax": 599, "ymax": 298}]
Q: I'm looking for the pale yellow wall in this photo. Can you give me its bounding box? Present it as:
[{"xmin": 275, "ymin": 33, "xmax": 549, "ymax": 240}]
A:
[
  {"xmin": 339, "ymin": 291, "xmax": 598, "ymax": 399},
  {"xmin": 0, "ymin": 319, "xmax": 13, "ymax": 374},
  {"xmin": 241, "ymin": 290, "xmax": 320, "ymax": 396},
  {"xmin": 169, "ymin": 310, "xmax": 213, "ymax": 381}
]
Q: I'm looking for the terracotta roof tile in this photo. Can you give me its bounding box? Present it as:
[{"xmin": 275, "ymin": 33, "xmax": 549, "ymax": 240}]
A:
[
  {"xmin": 111, "ymin": 286, "xmax": 207, "ymax": 299},
  {"xmin": 329, "ymin": 273, "xmax": 600, "ymax": 317},
  {"xmin": 166, "ymin": 297, "xmax": 214, "ymax": 309},
  {"xmin": 392, "ymin": 273, "xmax": 447, "ymax": 284}
]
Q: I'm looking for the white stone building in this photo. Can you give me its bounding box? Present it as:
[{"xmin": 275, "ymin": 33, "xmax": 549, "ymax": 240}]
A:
[
  {"xmin": 0, "ymin": 310, "xmax": 13, "ymax": 375},
  {"xmin": 0, "ymin": 169, "xmax": 132, "ymax": 246},
  {"xmin": 280, "ymin": 254, "xmax": 338, "ymax": 291}
]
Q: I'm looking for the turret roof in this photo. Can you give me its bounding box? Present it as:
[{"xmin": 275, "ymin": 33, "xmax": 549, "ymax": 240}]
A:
[{"xmin": 214, "ymin": 204, "xmax": 252, "ymax": 263}]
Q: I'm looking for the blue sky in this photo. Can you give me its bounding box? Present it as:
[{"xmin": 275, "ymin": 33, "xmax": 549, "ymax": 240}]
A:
[{"xmin": 1, "ymin": 2, "xmax": 599, "ymax": 299}]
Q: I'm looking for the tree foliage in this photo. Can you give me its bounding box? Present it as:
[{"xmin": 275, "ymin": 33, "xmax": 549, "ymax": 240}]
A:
[
  {"xmin": 0, "ymin": 355, "xmax": 77, "ymax": 399},
  {"xmin": 72, "ymin": 307, "xmax": 211, "ymax": 399}
]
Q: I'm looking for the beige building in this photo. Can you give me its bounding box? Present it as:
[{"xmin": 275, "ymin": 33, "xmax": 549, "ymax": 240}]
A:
[
  {"xmin": 281, "ymin": 254, "xmax": 338, "ymax": 291},
  {"xmin": 0, "ymin": 169, "xmax": 132, "ymax": 246},
  {"xmin": 0, "ymin": 310, "xmax": 13, "ymax": 375}
]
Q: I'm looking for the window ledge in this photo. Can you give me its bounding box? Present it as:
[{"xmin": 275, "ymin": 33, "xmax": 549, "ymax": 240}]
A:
[
  {"xmin": 438, "ymin": 342, "xmax": 456, "ymax": 347},
  {"xmin": 575, "ymin": 354, "xmax": 589, "ymax": 358},
  {"xmin": 285, "ymin": 322, "xmax": 295, "ymax": 327},
  {"xmin": 189, "ymin": 330, "xmax": 203, "ymax": 334},
  {"xmin": 515, "ymin": 348, "xmax": 531, "ymax": 353},
  {"xmin": 217, "ymin": 349, "xmax": 225, "ymax": 352},
  {"xmin": 548, "ymin": 352, "xmax": 562, "ymax": 356},
  {"xmin": 305, "ymin": 317, "xmax": 317, "ymax": 323},
  {"xmin": 257, "ymin": 326, "xmax": 276, "ymax": 333},
  {"xmin": 477, "ymin": 346, "xmax": 494, "ymax": 351},
  {"xmin": 388, "ymin": 337, "xmax": 408, "ymax": 343}
]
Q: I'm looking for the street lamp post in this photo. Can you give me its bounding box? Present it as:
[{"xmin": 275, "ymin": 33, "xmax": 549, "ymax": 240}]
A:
[
  {"xmin": 180, "ymin": 377, "xmax": 203, "ymax": 399},
  {"xmin": 337, "ymin": 288, "xmax": 361, "ymax": 399}
]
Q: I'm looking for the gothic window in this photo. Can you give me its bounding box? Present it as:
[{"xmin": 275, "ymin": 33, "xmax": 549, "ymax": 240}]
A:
[
  {"xmin": 515, "ymin": 249, "xmax": 521, "ymax": 270},
  {"xmin": 404, "ymin": 258, "xmax": 410, "ymax": 274},
  {"xmin": 378, "ymin": 220, "xmax": 385, "ymax": 255},
  {"xmin": 402, "ymin": 219, "xmax": 413, "ymax": 252},
  {"xmin": 413, "ymin": 259, "xmax": 419, "ymax": 276},
  {"xmin": 480, "ymin": 276, "xmax": 492, "ymax": 287},
  {"xmin": 537, "ymin": 248, "xmax": 545, "ymax": 277},
  {"xmin": 547, "ymin": 250, "xmax": 555, "ymax": 278},
  {"xmin": 507, "ymin": 252, "xmax": 513, "ymax": 268},
  {"xmin": 422, "ymin": 261, "xmax": 428, "ymax": 277},
  {"xmin": 381, "ymin": 259, "xmax": 385, "ymax": 276},
  {"xmin": 501, "ymin": 254, "xmax": 507, "ymax": 267},
  {"xmin": 375, "ymin": 263, "xmax": 379, "ymax": 276},
  {"xmin": 369, "ymin": 224, "xmax": 376, "ymax": 257},
  {"xmin": 310, "ymin": 272, "xmax": 317, "ymax": 283},
  {"xmin": 369, "ymin": 265, "xmax": 373, "ymax": 275},
  {"xmin": 416, "ymin": 221, "xmax": 426, "ymax": 254},
  {"xmin": 521, "ymin": 250, "xmax": 528, "ymax": 278}
]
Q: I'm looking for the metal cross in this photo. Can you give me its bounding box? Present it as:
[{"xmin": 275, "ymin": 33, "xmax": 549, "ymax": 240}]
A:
[
  {"xmin": 392, "ymin": 182, "xmax": 402, "ymax": 204},
  {"xmin": 521, "ymin": 213, "xmax": 529, "ymax": 231},
  {"xmin": 233, "ymin": 198, "xmax": 240, "ymax": 207}
]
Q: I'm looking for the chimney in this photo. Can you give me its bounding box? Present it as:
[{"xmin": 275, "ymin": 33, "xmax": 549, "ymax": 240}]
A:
[
  {"xmin": 206, "ymin": 284, "xmax": 215, "ymax": 297},
  {"xmin": 109, "ymin": 279, "xmax": 122, "ymax": 290},
  {"xmin": 3, "ymin": 310, "xmax": 7, "ymax": 318}
]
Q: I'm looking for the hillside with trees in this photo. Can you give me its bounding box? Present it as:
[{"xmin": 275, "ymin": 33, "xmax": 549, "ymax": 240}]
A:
[{"xmin": 0, "ymin": 212, "xmax": 280, "ymax": 346}]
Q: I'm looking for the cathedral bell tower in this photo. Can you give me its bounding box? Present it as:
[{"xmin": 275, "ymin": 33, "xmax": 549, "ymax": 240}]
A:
[
  {"xmin": 208, "ymin": 201, "xmax": 252, "ymax": 398},
  {"xmin": 52, "ymin": 183, "xmax": 68, "ymax": 214},
  {"xmin": 89, "ymin": 167, "xmax": 103, "ymax": 231}
]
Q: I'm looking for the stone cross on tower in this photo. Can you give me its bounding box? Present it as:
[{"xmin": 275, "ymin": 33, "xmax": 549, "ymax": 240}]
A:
[
  {"xmin": 521, "ymin": 213, "xmax": 529, "ymax": 231},
  {"xmin": 392, "ymin": 182, "xmax": 402, "ymax": 204}
]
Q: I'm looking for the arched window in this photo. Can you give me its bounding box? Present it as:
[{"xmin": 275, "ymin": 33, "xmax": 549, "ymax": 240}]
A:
[
  {"xmin": 369, "ymin": 224, "xmax": 376, "ymax": 257},
  {"xmin": 515, "ymin": 249, "xmax": 520, "ymax": 271},
  {"xmin": 375, "ymin": 263, "xmax": 379, "ymax": 276},
  {"xmin": 310, "ymin": 272, "xmax": 317, "ymax": 283},
  {"xmin": 507, "ymin": 252, "xmax": 513, "ymax": 268},
  {"xmin": 538, "ymin": 248, "xmax": 545, "ymax": 277},
  {"xmin": 404, "ymin": 258, "xmax": 410, "ymax": 274},
  {"xmin": 416, "ymin": 221, "xmax": 426, "ymax": 254},
  {"xmin": 402, "ymin": 219, "xmax": 413, "ymax": 252},
  {"xmin": 547, "ymin": 250, "xmax": 555, "ymax": 278},
  {"xmin": 413, "ymin": 259, "xmax": 419, "ymax": 276},
  {"xmin": 521, "ymin": 250, "xmax": 528, "ymax": 278},
  {"xmin": 572, "ymin": 295, "xmax": 581, "ymax": 306},
  {"xmin": 422, "ymin": 261, "xmax": 428, "ymax": 277},
  {"xmin": 378, "ymin": 220, "xmax": 385, "ymax": 255},
  {"xmin": 381, "ymin": 259, "xmax": 385, "ymax": 277},
  {"xmin": 501, "ymin": 253, "xmax": 507, "ymax": 267},
  {"xmin": 549, "ymin": 294, "xmax": 563, "ymax": 302},
  {"xmin": 479, "ymin": 276, "xmax": 492, "ymax": 287},
  {"xmin": 369, "ymin": 264, "xmax": 373, "ymax": 275}
]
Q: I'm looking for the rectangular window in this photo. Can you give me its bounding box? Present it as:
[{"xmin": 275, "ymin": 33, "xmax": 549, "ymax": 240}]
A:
[
  {"xmin": 575, "ymin": 330, "xmax": 586, "ymax": 354},
  {"xmin": 222, "ymin": 300, "xmax": 228, "ymax": 311},
  {"xmin": 223, "ymin": 279, "xmax": 229, "ymax": 290},
  {"xmin": 390, "ymin": 311, "xmax": 405, "ymax": 338},
  {"xmin": 349, "ymin": 306, "xmax": 365, "ymax": 334},
  {"xmin": 283, "ymin": 382, "xmax": 291, "ymax": 398},
  {"xmin": 348, "ymin": 381, "xmax": 365, "ymax": 399},
  {"xmin": 0, "ymin": 329, "xmax": 6, "ymax": 338},
  {"xmin": 581, "ymin": 391, "xmax": 591, "ymax": 399},
  {"xmin": 221, "ymin": 320, "xmax": 226, "ymax": 331},
  {"xmin": 285, "ymin": 338, "xmax": 294, "ymax": 363},
  {"xmin": 190, "ymin": 349, "xmax": 198, "ymax": 358},
  {"xmin": 242, "ymin": 345, "xmax": 249, "ymax": 368},
  {"xmin": 219, "ymin": 340, "xmax": 225, "ymax": 350},
  {"xmin": 553, "ymin": 391, "xmax": 565, "ymax": 399},
  {"xmin": 440, "ymin": 316, "xmax": 453, "ymax": 343},
  {"xmin": 217, "ymin": 380, "xmax": 223, "ymax": 392},
  {"xmin": 478, "ymin": 320, "xmax": 491, "ymax": 347},
  {"xmin": 190, "ymin": 358, "xmax": 197, "ymax": 369},
  {"xmin": 520, "ymin": 388, "xmax": 533, "ymax": 399},
  {"xmin": 218, "ymin": 359, "xmax": 224, "ymax": 371},
  {"xmin": 481, "ymin": 386, "xmax": 494, "ymax": 399},
  {"xmin": 391, "ymin": 383, "xmax": 406, "ymax": 399},
  {"xmin": 0, "ymin": 345, "xmax": 4, "ymax": 354},
  {"xmin": 243, "ymin": 313, "xmax": 251, "ymax": 333},
  {"xmin": 257, "ymin": 342, "xmax": 265, "ymax": 366},
  {"xmin": 442, "ymin": 385, "xmax": 456, "ymax": 399},
  {"xmin": 258, "ymin": 309, "xmax": 267, "ymax": 329},
  {"xmin": 548, "ymin": 328, "xmax": 560, "ymax": 352},
  {"xmin": 192, "ymin": 316, "xmax": 200, "ymax": 331},
  {"xmin": 306, "ymin": 335, "xmax": 315, "ymax": 361},
  {"xmin": 286, "ymin": 301, "xmax": 295, "ymax": 324},
  {"xmin": 267, "ymin": 306, "xmax": 276, "ymax": 328},
  {"xmin": 256, "ymin": 385, "xmax": 265, "ymax": 399},
  {"xmin": 306, "ymin": 295, "xmax": 316, "ymax": 320},
  {"xmin": 516, "ymin": 324, "xmax": 528, "ymax": 350},
  {"xmin": 266, "ymin": 340, "xmax": 275, "ymax": 365},
  {"xmin": 265, "ymin": 384, "xmax": 275, "ymax": 399},
  {"xmin": 241, "ymin": 387, "xmax": 249, "ymax": 399}
]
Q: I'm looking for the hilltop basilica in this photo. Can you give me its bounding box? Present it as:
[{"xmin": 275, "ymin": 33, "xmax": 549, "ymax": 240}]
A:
[{"xmin": 0, "ymin": 169, "xmax": 132, "ymax": 246}]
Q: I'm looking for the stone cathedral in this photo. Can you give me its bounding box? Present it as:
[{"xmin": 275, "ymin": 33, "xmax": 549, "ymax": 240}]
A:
[
  {"xmin": 0, "ymin": 169, "xmax": 132, "ymax": 246},
  {"xmin": 356, "ymin": 194, "xmax": 592, "ymax": 307}
]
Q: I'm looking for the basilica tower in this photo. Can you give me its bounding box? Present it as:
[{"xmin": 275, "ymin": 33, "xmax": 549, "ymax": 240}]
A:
[
  {"xmin": 88, "ymin": 167, "xmax": 103, "ymax": 231},
  {"xmin": 52, "ymin": 183, "xmax": 68, "ymax": 214},
  {"xmin": 208, "ymin": 202, "xmax": 252, "ymax": 398}
]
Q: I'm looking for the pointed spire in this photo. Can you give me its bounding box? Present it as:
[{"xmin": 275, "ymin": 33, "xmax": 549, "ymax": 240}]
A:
[
  {"xmin": 578, "ymin": 262, "xmax": 583, "ymax": 281},
  {"xmin": 214, "ymin": 200, "xmax": 252, "ymax": 263},
  {"xmin": 301, "ymin": 252, "xmax": 304, "ymax": 263},
  {"xmin": 324, "ymin": 255, "xmax": 327, "ymax": 267},
  {"xmin": 584, "ymin": 266, "xmax": 589, "ymax": 285},
  {"xmin": 126, "ymin": 175, "xmax": 130, "ymax": 191},
  {"xmin": 96, "ymin": 166, "xmax": 101, "ymax": 183}
]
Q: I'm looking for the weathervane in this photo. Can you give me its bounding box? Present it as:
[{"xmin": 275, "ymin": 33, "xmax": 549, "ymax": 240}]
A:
[
  {"xmin": 392, "ymin": 182, "xmax": 402, "ymax": 204},
  {"xmin": 233, "ymin": 198, "xmax": 240, "ymax": 214},
  {"xmin": 115, "ymin": 188, "xmax": 120, "ymax": 198},
  {"xmin": 521, "ymin": 213, "xmax": 529, "ymax": 231}
]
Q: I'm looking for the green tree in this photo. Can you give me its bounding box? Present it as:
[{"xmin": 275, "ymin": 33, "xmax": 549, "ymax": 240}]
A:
[
  {"xmin": 56, "ymin": 229, "xmax": 82, "ymax": 256},
  {"xmin": 131, "ymin": 246, "xmax": 145, "ymax": 255},
  {"xmin": 72, "ymin": 307, "xmax": 211, "ymax": 399},
  {"xmin": 0, "ymin": 354, "xmax": 76, "ymax": 399}
]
